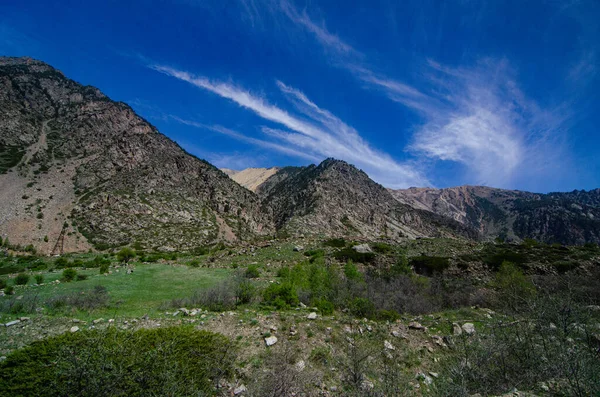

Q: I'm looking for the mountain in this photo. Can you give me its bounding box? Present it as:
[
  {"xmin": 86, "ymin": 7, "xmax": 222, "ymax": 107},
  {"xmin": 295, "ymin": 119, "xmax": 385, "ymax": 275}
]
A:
[
  {"xmin": 389, "ymin": 186, "xmax": 600, "ymax": 245},
  {"xmin": 220, "ymin": 167, "xmax": 281, "ymax": 192},
  {"xmin": 256, "ymin": 159, "xmax": 478, "ymax": 240},
  {"xmin": 0, "ymin": 57, "xmax": 272, "ymax": 253}
]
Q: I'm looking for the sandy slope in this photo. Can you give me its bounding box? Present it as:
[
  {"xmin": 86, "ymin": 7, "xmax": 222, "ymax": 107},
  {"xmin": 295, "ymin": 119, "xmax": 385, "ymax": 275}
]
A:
[{"xmin": 223, "ymin": 167, "xmax": 280, "ymax": 192}]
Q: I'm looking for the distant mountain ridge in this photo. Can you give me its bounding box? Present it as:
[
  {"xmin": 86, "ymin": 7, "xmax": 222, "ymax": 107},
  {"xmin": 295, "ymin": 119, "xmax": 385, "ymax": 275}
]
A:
[{"xmin": 0, "ymin": 56, "xmax": 598, "ymax": 252}]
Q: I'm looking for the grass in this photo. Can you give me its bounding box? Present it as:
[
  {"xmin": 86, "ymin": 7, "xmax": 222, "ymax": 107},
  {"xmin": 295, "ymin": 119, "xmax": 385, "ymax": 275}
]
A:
[{"xmin": 1, "ymin": 263, "xmax": 231, "ymax": 319}]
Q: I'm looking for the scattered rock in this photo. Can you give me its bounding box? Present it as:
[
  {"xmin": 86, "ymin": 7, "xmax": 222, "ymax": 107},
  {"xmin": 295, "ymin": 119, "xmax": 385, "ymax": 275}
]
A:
[
  {"xmin": 307, "ymin": 312, "xmax": 318, "ymax": 320},
  {"xmin": 352, "ymin": 244, "xmax": 372, "ymax": 253},
  {"xmin": 264, "ymin": 336, "xmax": 278, "ymax": 346},
  {"xmin": 416, "ymin": 372, "xmax": 433, "ymax": 385},
  {"xmin": 452, "ymin": 323, "xmax": 463, "ymax": 336},
  {"xmin": 384, "ymin": 340, "xmax": 395, "ymax": 350},
  {"xmin": 409, "ymin": 322, "xmax": 426, "ymax": 331},
  {"xmin": 70, "ymin": 326, "xmax": 80, "ymax": 333},
  {"xmin": 461, "ymin": 323, "xmax": 476, "ymax": 335}
]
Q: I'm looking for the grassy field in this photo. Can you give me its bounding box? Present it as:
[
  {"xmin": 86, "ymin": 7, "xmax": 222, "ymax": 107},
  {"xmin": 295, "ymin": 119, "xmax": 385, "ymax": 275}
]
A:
[{"xmin": 1, "ymin": 263, "xmax": 232, "ymax": 320}]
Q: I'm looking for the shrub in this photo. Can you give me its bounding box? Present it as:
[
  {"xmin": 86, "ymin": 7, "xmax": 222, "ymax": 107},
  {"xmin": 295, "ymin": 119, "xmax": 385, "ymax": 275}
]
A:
[
  {"xmin": 0, "ymin": 327, "xmax": 235, "ymax": 396},
  {"xmin": 188, "ymin": 260, "xmax": 200, "ymax": 268},
  {"xmin": 62, "ymin": 268, "xmax": 77, "ymax": 282},
  {"xmin": 34, "ymin": 275, "xmax": 44, "ymax": 284},
  {"xmin": 76, "ymin": 274, "xmax": 88, "ymax": 281},
  {"xmin": 99, "ymin": 263, "xmax": 109, "ymax": 274},
  {"xmin": 410, "ymin": 255, "xmax": 450, "ymax": 275},
  {"xmin": 235, "ymin": 279, "xmax": 256, "ymax": 304},
  {"xmin": 344, "ymin": 261, "xmax": 363, "ymax": 282},
  {"xmin": 46, "ymin": 285, "xmax": 109, "ymax": 311},
  {"xmin": 0, "ymin": 278, "xmax": 6, "ymax": 289},
  {"xmin": 493, "ymin": 261, "xmax": 535, "ymax": 312},
  {"xmin": 333, "ymin": 248, "xmax": 375, "ymax": 263},
  {"xmin": 372, "ymin": 242, "xmax": 393, "ymax": 254},
  {"xmin": 54, "ymin": 257, "xmax": 69, "ymax": 268},
  {"xmin": 262, "ymin": 283, "xmax": 299, "ymax": 309},
  {"xmin": 313, "ymin": 297, "xmax": 334, "ymax": 315},
  {"xmin": 349, "ymin": 297, "xmax": 376, "ymax": 319},
  {"xmin": 245, "ymin": 264, "xmax": 260, "ymax": 278},
  {"xmin": 4, "ymin": 286, "xmax": 14, "ymax": 295},
  {"xmin": 323, "ymin": 238, "xmax": 346, "ymax": 247},
  {"xmin": 377, "ymin": 309, "xmax": 400, "ymax": 322},
  {"xmin": 172, "ymin": 280, "xmax": 238, "ymax": 311},
  {"xmin": 14, "ymin": 273, "xmax": 30, "ymax": 285},
  {"xmin": 117, "ymin": 247, "xmax": 136, "ymax": 263}
]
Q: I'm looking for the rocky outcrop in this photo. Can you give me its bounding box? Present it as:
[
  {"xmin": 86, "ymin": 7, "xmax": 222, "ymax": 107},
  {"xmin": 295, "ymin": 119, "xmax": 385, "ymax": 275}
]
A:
[
  {"xmin": 0, "ymin": 57, "xmax": 272, "ymax": 252},
  {"xmin": 390, "ymin": 186, "xmax": 600, "ymax": 245}
]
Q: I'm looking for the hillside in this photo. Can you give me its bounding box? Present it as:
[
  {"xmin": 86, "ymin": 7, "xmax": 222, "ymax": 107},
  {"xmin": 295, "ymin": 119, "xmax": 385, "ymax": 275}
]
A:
[
  {"xmin": 0, "ymin": 57, "xmax": 272, "ymax": 253},
  {"xmin": 259, "ymin": 159, "xmax": 478, "ymax": 240},
  {"xmin": 221, "ymin": 167, "xmax": 281, "ymax": 192},
  {"xmin": 390, "ymin": 186, "xmax": 600, "ymax": 245}
]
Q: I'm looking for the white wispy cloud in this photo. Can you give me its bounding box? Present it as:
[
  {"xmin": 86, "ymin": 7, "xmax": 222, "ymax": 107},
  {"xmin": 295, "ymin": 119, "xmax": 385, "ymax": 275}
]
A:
[
  {"xmin": 277, "ymin": 2, "xmax": 572, "ymax": 188},
  {"xmin": 150, "ymin": 63, "xmax": 429, "ymax": 188}
]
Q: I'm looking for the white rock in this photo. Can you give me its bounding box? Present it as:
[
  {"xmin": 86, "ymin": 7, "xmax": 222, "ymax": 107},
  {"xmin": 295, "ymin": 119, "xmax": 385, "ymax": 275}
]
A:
[
  {"xmin": 93, "ymin": 318, "xmax": 104, "ymax": 324},
  {"xmin": 461, "ymin": 323, "xmax": 476, "ymax": 335},
  {"xmin": 416, "ymin": 372, "xmax": 433, "ymax": 385},
  {"xmin": 264, "ymin": 336, "xmax": 278, "ymax": 346},
  {"xmin": 233, "ymin": 385, "xmax": 247, "ymax": 395},
  {"xmin": 5, "ymin": 320, "xmax": 20, "ymax": 327},
  {"xmin": 352, "ymin": 244, "xmax": 372, "ymax": 253},
  {"xmin": 384, "ymin": 340, "xmax": 395, "ymax": 350},
  {"xmin": 70, "ymin": 326, "xmax": 80, "ymax": 333},
  {"xmin": 307, "ymin": 312, "xmax": 318, "ymax": 320},
  {"xmin": 295, "ymin": 360, "xmax": 306, "ymax": 371},
  {"xmin": 452, "ymin": 323, "xmax": 462, "ymax": 336}
]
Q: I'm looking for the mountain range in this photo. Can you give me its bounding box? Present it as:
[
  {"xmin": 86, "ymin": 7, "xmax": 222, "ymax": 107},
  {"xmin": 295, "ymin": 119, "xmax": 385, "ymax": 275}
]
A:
[{"xmin": 1, "ymin": 57, "xmax": 598, "ymax": 253}]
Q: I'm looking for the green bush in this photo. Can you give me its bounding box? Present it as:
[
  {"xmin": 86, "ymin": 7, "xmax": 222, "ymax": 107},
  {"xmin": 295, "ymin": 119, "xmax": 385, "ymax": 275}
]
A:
[
  {"xmin": 0, "ymin": 278, "xmax": 6, "ymax": 289},
  {"xmin": 323, "ymin": 238, "xmax": 346, "ymax": 247},
  {"xmin": 313, "ymin": 297, "xmax": 334, "ymax": 315},
  {"xmin": 235, "ymin": 280, "xmax": 256, "ymax": 304},
  {"xmin": 344, "ymin": 261, "xmax": 363, "ymax": 282},
  {"xmin": 117, "ymin": 247, "xmax": 136, "ymax": 263},
  {"xmin": 410, "ymin": 255, "xmax": 450, "ymax": 275},
  {"xmin": 372, "ymin": 242, "xmax": 393, "ymax": 254},
  {"xmin": 493, "ymin": 261, "xmax": 536, "ymax": 312},
  {"xmin": 34, "ymin": 274, "xmax": 44, "ymax": 284},
  {"xmin": 14, "ymin": 273, "xmax": 30, "ymax": 285},
  {"xmin": 4, "ymin": 285, "xmax": 14, "ymax": 295},
  {"xmin": 188, "ymin": 260, "xmax": 200, "ymax": 268},
  {"xmin": 62, "ymin": 268, "xmax": 77, "ymax": 282},
  {"xmin": 262, "ymin": 283, "xmax": 299, "ymax": 309},
  {"xmin": 377, "ymin": 309, "xmax": 400, "ymax": 322},
  {"xmin": 76, "ymin": 274, "xmax": 88, "ymax": 281},
  {"xmin": 349, "ymin": 297, "xmax": 376, "ymax": 319},
  {"xmin": 0, "ymin": 327, "xmax": 235, "ymax": 396},
  {"xmin": 245, "ymin": 264, "xmax": 260, "ymax": 278},
  {"xmin": 99, "ymin": 263, "xmax": 109, "ymax": 274},
  {"xmin": 333, "ymin": 248, "xmax": 375, "ymax": 263},
  {"xmin": 54, "ymin": 257, "xmax": 69, "ymax": 269}
]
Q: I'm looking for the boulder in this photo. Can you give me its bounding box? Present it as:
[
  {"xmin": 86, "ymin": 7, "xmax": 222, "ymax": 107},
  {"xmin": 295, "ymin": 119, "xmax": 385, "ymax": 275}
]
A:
[
  {"xmin": 307, "ymin": 312, "xmax": 318, "ymax": 320},
  {"xmin": 233, "ymin": 385, "xmax": 247, "ymax": 395},
  {"xmin": 452, "ymin": 323, "xmax": 463, "ymax": 336},
  {"xmin": 264, "ymin": 336, "xmax": 278, "ymax": 346},
  {"xmin": 70, "ymin": 326, "xmax": 80, "ymax": 333},
  {"xmin": 352, "ymin": 244, "xmax": 372, "ymax": 253},
  {"xmin": 461, "ymin": 323, "xmax": 476, "ymax": 335}
]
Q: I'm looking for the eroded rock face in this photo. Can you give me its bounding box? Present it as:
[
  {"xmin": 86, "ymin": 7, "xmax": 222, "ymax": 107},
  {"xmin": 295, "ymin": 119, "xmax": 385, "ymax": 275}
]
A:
[
  {"xmin": 389, "ymin": 185, "xmax": 600, "ymax": 245},
  {"xmin": 0, "ymin": 57, "xmax": 273, "ymax": 251}
]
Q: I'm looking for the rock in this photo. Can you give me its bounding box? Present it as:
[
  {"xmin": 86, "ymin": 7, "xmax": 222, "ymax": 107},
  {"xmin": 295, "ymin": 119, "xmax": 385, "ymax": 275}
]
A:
[
  {"xmin": 452, "ymin": 323, "xmax": 463, "ymax": 336},
  {"xmin": 384, "ymin": 340, "xmax": 395, "ymax": 350},
  {"xmin": 293, "ymin": 246, "xmax": 303, "ymax": 252},
  {"xmin": 429, "ymin": 372, "xmax": 439, "ymax": 378},
  {"xmin": 19, "ymin": 317, "xmax": 30, "ymax": 321},
  {"xmin": 299, "ymin": 302, "xmax": 307, "ymax": 308},
  {"xmin": 108, "ymin": 319, "xmax": 115, "ymax": 324},
  {"xmin": 264, "ymin": 336, "xmax": 278, "ymax": 346},
  {"xmin": 233, "ymin": 385, "xmax": 247, "ymax": 395},
  {"xmin": 295, "ymin": 360, "xmax": 306, "ymax": 371},
  {"xmin": 461, "ymin": 323, "xmax": 476, "ymax": 335},
  {"xmin": 352, "ymin": 244, "xmax": 372, "ymax": 253},
  {"xmin": 70, "ymin": 326, "xmax": 80, "ymax": 333},
  {"xmin": 416, "ymin": 372, "xmax": 433, "ymax": 385},
  {"xmin": 432, "ymin": 335, "xmax": 447, "ymax": 347},
  {"xmin": 307, "ymin": 312, "xmax": 318, "ymax": 320},
  {"xmin": 93, "ymin": 318, "xmax": 104, "ymax": 324},
  {"xmin": 409, "ymin": 322, "xmax": 426, "ymax": 331},
  {"xmin": 5, "ymin": 320, "xmax": 20, "ymax": 327}
]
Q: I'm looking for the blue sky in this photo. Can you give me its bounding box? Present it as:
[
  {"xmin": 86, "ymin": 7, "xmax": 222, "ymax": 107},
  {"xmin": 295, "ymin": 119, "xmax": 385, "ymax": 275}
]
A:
[{"xmin": 1, "ymin": 0, "xmax": 598, "ymax": 192}]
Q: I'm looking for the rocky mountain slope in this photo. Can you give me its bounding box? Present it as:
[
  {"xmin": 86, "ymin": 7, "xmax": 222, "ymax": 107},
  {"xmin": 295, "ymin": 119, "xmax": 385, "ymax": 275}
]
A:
[
  {"xmin": 257, "ymin": 159, "xmax": 478, "ymax": 240},
  {"xmin": 221, "ymin": 167, "xmax": 280, "ymax": 192},
  {"xmin": 389, "ymin": 186, "xmax": 600, "ymax": 245},
  {"xmin": 0, "ymin": 57, "xmax": 272, "ymax": 253}
]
